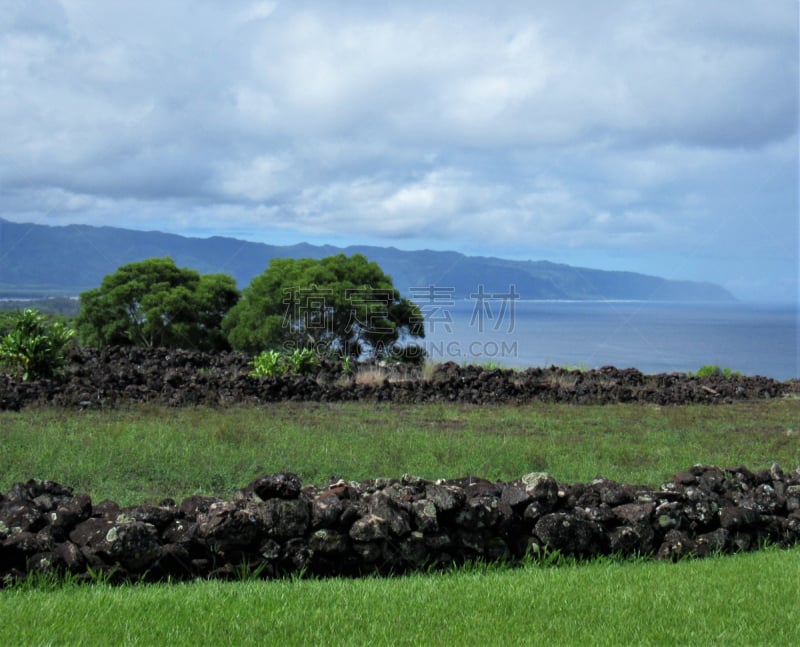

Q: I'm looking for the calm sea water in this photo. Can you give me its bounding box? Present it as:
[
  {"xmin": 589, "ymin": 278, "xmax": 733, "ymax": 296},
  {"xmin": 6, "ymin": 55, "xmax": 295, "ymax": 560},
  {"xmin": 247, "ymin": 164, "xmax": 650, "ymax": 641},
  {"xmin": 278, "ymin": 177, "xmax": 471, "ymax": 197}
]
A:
[{"xmin": 421, "ymin": 301, "xmax": 799, "ymax": 381}]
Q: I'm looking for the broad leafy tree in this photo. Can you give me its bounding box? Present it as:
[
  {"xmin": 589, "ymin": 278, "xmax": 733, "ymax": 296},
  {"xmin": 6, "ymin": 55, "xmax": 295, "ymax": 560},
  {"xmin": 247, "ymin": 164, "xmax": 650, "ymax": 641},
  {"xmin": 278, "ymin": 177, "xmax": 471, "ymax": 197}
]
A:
[
  {"xmin": 77, "ymin": 258, "xmax": 239, "ymax": 351},
  {"xmin": 222, "ymin": 254, "xmax": 425, "ymax": 358}
]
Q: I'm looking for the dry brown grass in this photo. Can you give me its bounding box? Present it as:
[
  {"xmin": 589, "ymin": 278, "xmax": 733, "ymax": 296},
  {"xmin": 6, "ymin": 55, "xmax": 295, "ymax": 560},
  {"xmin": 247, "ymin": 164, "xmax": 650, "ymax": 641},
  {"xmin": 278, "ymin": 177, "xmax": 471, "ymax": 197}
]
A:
[
  {"xmin": 352, "ymin": 364, "xmax": 422, "ymax": 385},
  {"xmin": 354, "ymin": 365, "xmax": 391, "ymax": 386}
]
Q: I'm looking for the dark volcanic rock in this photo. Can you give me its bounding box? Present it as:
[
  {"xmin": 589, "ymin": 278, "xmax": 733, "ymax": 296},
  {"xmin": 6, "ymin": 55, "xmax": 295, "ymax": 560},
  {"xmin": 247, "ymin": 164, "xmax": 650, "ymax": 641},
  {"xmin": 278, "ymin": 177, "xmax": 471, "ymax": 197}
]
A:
[
  {"xmin": 69, "ymin": 517, "xmax": 161, "ymax": 572},
  {"xmin": 196, "ymin": 502, "xmax": 263, "ymax": 555},
  {"xmin": 720, "ymin": 506, "xmax": 761, "ymax": 530},
  {"xmin": 657, "ymin": 529, "xmax": 696, "ymax": 561},
  {"xmin": 520, "ymin": 472, "xmax": 560, "ymax": 509},
  {"xmin": 180, "ymin": 495, "xmax": 222, "ymax": 519},
  {"xmin": 311, "ymin": 491, "xmax": 345, "ymax": 529},
  {"xmin": 613, "ymin": 502, "xmax": 655, "ymax": 525},
  {"xmin": 425, "ymin": 483, "xmax": 466, "ymax": 514},
  {"xmin": 349, "ymin": 514, "xmax": 390, "ymax": 542},
  {"xmin": 534, "ymin": 513, "xmax": 601, "ymax": 556},
  {"xmin": 242, "ymin": 473, "xmax": 303, "ymax": 501},
  {"xmin": 0, "ymin": 346, "xmax": 793, "ymax": 410},
  {"xmin": 2, "ymin": 462, "xmax": 799, "ymax": 584},
  {"xmin": 257, "ymin": 498, "xmax": 310, "ymax": 539},
  {"xmin": 609, "ymin": 523, "xmax": 656, "ymax": 555},
  {"xmin": 50, "ymin": 493, "xmax": 92, "ymax": 536}
]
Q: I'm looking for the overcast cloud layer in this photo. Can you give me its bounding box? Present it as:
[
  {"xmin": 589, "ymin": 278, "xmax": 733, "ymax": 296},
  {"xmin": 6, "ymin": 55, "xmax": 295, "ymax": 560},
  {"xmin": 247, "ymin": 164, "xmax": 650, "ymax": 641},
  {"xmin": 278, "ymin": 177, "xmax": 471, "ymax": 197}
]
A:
[{"xmin": 0, "ymin": 0, "xmax": 797, "ymax": 301}]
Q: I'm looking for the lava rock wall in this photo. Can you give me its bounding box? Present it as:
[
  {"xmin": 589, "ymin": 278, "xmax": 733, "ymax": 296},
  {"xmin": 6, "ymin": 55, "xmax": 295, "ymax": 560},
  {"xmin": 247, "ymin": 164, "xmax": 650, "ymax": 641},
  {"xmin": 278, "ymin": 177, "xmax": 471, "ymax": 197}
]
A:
[
  {"xmin": 2, "ymin": 465, "xmax": 799, "ymax": 584},
  {"xmin": 0, "ymin": 347, "xmax": 792, "ymax": 410}
]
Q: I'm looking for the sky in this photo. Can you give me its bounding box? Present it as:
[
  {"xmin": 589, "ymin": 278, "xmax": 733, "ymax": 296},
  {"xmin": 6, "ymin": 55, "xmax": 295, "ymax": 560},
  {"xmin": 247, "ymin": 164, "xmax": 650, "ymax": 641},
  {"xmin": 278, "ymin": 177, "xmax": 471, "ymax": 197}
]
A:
[{"xmin": 0, "ymin": 0, "xmax": 797, "ymax": 302}]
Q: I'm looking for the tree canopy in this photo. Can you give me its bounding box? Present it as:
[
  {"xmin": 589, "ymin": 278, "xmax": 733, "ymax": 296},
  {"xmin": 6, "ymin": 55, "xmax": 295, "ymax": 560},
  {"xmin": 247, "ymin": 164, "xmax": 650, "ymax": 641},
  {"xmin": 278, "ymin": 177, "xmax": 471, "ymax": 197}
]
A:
[
  {"xmin": 222, "ymin": 253, "xmax": 425, "ymax": 359},
  {"xmin": 77, "ymin": 257, "xmax": 239, "ymax": 351}
]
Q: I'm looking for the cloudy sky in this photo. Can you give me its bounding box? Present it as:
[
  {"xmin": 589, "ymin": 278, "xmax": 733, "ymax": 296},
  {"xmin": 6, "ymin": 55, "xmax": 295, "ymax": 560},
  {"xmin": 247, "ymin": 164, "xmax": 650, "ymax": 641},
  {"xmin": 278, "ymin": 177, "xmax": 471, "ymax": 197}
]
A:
[{"xmin": 1, "ymin": 1, "xmax": 797, "ymax": 302}]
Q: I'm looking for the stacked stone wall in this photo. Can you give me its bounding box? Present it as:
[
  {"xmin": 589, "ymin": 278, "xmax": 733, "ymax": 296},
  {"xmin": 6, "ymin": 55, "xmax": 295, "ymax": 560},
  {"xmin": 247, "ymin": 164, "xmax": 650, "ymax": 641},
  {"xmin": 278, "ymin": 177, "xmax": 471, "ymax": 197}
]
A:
[
  {"xmin": 0, "ymin": 347, "xmax": 793, "ymax": 410},
  {"xmin": 3, "ymin": 465, "xmax": 799, "ymax": 584}
]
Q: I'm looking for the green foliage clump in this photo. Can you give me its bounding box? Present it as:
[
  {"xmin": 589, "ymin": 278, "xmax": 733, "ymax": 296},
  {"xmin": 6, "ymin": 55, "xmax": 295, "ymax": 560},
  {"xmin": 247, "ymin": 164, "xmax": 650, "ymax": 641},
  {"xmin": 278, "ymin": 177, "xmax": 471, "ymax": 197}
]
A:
[
  {"xmin": 692, "ymin": 365, "xmax": 742, "ymax": 378},
  {"xmin": 0, "ymin": 308, "xmax": 75, "ymax": 380},
  {"xmin": 285, "ymin": 348, "xmax": 319, "ymax": 375},
  {"xmin": 250, "ymin": 350, "xmax": 286, "ymax": 377},
  {"xmin": 77, "ymin": 257, "xmax": 239, "ymax": 351},
  {"xmin": 250, "ymin": 348, "xmax": 320, "ymax": 377},
  {"xmin": 223, "ymin": 253, "xmax": 424, "ymax": 360},
  {"xmin": 340, "ymin": 354, "xmax": 354, "ymax": 375}
]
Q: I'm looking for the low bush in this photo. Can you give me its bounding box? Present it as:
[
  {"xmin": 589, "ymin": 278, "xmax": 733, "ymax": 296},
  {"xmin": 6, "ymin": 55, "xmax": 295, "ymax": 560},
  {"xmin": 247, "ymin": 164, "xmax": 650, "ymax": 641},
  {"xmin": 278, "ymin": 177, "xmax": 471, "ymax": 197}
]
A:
[
  {"xmin": 249, "ymin": 350, "xmax": 286, "ymax": 377},
  {"xmin": 285, "ymin": 348, "xmax": 319, "ymax": 375},
  {"xmin": 250, "ymin": 348, "xmax": 320, "ymax": 377},
  {"xmin": 692, "ymin": 365, "xmax": 742, "ymax": 378},
  {"xmin": 0, "ymin": 308, "xmax": 75, "ymax": 380}
]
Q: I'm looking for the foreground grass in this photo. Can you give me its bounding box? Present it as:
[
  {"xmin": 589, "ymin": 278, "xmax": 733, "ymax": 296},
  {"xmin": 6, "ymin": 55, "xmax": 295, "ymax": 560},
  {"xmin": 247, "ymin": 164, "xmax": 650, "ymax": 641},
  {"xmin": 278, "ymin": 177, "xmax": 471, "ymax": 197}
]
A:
[
  {"xmin": 1, "ymin": 399, "xmax": 798, "ymax": 505},
  {"xmin": 3, "ymin": 547, "xmax": 799, "ymax": 646}
]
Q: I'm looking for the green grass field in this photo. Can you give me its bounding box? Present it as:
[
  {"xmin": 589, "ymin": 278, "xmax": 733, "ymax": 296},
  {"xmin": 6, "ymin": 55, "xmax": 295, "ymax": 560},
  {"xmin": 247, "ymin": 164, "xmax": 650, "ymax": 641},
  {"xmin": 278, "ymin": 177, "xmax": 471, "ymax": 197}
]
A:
[
  {"xmin": 4, "ymin": 547, "xmax": 799, "ymax": 646},
  {"xmin": 1, "ymin": 398, "xmax": 799, "ymax": 645},
  {"xmin": 2, "ymin": 399, "xmax": 798, "ymax": 504}
]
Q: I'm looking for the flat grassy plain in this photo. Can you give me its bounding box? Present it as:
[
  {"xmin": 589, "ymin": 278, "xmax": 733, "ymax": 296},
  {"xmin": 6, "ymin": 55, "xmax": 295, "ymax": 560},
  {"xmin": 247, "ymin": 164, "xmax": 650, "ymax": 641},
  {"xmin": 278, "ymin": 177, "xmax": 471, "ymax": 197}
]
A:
[
  {"xmin": 2, "ymin": 399, "xmax": 799, "ymax": 504},
  {"xmin": 2, "ymin": 398, "xmax": 799, "ymax": 645}
]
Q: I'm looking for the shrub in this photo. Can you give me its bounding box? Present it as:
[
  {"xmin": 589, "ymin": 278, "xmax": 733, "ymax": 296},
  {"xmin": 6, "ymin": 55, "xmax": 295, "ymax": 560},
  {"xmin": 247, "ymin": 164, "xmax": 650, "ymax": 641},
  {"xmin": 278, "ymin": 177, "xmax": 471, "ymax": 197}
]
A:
[
  {"xmin": 0, "ymin": 308, "xmax": 75, "ymax": 380},
  {"xmin": 250, "ymin": 348, "xmax": 320, "ymax": 377},
  {"xmin": 285, "ymin": 348, "xmax": 319, "ymax": 376},
  {"xmin": 249, "ymin": 350, "xmax": 286, "ymax": 377},
  {"xmin": 693, "ymin": 365, "xmax": 742, "ymax": 378},
  {"xmin": 340, "ymin": 354, "xmax": 354, "ymax": 375}
]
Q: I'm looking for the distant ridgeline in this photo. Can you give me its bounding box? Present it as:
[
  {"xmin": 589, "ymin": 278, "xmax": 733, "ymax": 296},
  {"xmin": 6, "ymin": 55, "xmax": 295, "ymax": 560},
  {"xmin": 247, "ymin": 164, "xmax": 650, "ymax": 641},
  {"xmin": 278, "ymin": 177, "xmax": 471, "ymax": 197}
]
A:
[
  {"xmin": 0, "ymin": 297, "xmax": 79, "ymax": 317},
  {"xmin": 0, "ymin": 218, "xmax": 735, "ymax": 302}
]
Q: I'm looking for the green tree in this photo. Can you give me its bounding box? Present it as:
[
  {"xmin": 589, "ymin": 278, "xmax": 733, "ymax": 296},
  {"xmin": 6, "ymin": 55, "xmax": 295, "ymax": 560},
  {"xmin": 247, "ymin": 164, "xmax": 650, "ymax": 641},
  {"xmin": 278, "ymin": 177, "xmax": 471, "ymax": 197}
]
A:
[
  {"xmin": 77, "ymin": 258, "xmax": 239, "ymax": 351},
  {"xmin": 223, "ymin": 254, "xmax": 425, "ymax": 359},
  {"xmin": 0, "ymin": 308, "xmax": 75, "ymax": 380}
]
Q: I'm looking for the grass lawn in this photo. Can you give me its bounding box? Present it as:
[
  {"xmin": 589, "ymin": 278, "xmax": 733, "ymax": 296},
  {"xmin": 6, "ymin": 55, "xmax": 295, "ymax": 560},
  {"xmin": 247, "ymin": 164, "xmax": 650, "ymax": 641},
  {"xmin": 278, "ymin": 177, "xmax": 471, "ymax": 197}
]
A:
[
  {"xmin": 1, "ymin": 398, "xmax": 799, "ymax": 645},
  {"xmin": 1, "ymin": 399, "xmax": 798, "ymax": 504},
  {"xmin": 3, "ymin": 547, "xmax": 799, "ymax": 645}
]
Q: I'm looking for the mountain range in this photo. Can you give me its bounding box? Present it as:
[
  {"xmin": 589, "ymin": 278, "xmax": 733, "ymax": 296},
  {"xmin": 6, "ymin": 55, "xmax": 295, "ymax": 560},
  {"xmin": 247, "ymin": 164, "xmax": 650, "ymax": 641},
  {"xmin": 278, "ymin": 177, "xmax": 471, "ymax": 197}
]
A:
[{"xmin": 0, "ymin": 218, "xmax": 734, "ymax": 302}]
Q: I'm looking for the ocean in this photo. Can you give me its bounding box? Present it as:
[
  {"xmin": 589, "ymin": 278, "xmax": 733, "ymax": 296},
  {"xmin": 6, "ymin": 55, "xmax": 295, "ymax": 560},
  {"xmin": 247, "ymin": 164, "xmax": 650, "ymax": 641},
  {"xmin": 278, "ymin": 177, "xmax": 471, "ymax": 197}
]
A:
[{"xmin": 421, "ymin": 301, "xmax": 799, "ymax": 381}]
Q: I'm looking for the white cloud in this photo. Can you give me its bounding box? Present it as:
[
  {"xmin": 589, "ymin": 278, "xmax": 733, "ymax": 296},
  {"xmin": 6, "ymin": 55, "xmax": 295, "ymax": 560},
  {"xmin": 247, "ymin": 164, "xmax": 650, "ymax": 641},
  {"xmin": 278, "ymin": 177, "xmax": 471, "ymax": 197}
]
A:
[
  {"xmin": 380, "ymin": 171, "xmax": 467, "ymax": 218},
  {"xmin": 236, "ymin": 1, "xmax": 277, "ymax": 25},
  {"xmin": 219, "ymin": 155, "xmax": 291, "ymax": 202},
  {"xmin": 0, "ymin": 0, "xmax": 796, "ymax": 300}
]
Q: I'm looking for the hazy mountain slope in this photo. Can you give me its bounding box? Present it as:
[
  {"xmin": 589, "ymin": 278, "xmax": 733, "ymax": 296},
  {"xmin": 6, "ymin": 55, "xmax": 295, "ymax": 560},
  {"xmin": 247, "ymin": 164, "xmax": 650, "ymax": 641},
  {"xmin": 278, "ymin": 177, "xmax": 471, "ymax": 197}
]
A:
[{"xmin": 0, "ymin": 218, "xmax": 735, "ymax": 301}]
